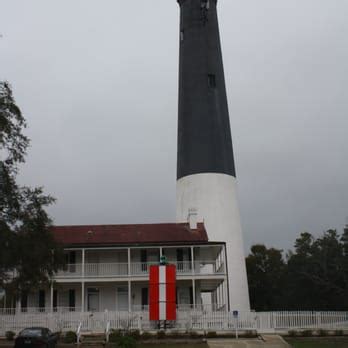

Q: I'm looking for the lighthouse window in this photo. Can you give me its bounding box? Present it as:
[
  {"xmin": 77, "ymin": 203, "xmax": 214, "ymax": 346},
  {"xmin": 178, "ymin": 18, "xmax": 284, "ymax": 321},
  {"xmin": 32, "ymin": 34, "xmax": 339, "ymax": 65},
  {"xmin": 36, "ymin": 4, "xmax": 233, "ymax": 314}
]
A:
[
  {"xmin": 180, "ymin": 30, "xmax": 184, "ymax": 41},
  {"xmin": 208, "ymin": 74, "xmax": 216, "ymax": 88}
]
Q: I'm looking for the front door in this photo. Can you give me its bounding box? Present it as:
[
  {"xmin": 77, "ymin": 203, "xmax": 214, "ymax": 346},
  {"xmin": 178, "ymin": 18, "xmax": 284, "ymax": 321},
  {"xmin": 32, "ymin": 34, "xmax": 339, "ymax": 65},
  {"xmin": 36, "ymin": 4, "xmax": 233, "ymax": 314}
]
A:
[
  {"xmin": 141, "ymin": 288, "xmax": 148, "ymax": 310},
  {"xmin": 117, "ymin": 287, "xmax": 129, "ymax": 311},
  {"xmin": 87, "ymin": 288, "xmax": 99, "ymax": 312}
]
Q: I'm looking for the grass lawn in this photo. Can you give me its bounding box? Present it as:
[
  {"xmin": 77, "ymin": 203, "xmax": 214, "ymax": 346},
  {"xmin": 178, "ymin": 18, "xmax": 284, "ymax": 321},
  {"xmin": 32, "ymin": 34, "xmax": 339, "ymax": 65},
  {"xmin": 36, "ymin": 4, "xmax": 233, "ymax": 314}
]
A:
[
  {"xmin": 286, "ymin": 337, "xmax": 348, "ymax": 348},
  {"xmin": 139, "ymin": 345, "xmax": 208, "ymax": 348}
]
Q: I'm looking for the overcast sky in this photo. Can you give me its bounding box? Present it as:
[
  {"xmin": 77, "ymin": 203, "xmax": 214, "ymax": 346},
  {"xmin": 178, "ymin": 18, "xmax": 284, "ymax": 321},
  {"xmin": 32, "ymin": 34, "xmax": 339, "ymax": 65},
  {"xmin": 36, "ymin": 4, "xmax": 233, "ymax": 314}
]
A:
[{"xmin": 1, "ymin": 0, "xmax": 347, "ymax": 253}]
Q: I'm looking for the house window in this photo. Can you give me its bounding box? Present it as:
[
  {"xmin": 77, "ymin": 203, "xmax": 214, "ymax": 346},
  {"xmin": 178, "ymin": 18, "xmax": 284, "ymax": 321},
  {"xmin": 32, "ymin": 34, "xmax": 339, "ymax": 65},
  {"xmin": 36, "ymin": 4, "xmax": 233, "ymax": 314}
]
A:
[
  {"xmin": 21, "ymin": 293, "xmax": 28, "ymax": 312},
  {"xmin": 69, "ymin": 289, "xmax": 75, "ymax": 311},
  {"xmin": 176, "ymin": 248, "xmax": 184, "ymax": 271},
  {"xmin": 141, "ymin": 288, "xmax": 148, "ymax": 310},
  {"xmin": 208, "ymin": 74, "xmax": 216, "ymax": 88},
  {"xmin": 39, "ymin": 290, "xmax": 45, "ymax": 311},
  {"xmin": 53, "ymin": 290, "xmax": 58, "ymax": 312},
  {"xmin": 141, "ymin": 250, "xmax": 147, "ymax": 272}
]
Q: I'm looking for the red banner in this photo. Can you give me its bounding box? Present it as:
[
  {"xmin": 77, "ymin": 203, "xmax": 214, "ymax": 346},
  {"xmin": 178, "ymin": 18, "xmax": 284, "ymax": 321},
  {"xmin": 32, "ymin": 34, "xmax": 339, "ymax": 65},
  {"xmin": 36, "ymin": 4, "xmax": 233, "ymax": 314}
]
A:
[{"xmin": 149, "ymin": 265, "xmax": 176, "ymax": 321}]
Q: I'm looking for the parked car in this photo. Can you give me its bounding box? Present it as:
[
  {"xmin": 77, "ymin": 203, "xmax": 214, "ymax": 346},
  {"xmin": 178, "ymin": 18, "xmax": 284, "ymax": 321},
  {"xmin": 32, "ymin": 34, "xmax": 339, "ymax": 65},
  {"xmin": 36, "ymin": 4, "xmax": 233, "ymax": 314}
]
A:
[{"xmin": 14, "ymin": 328, "xmax": 58, "ymax": 348}]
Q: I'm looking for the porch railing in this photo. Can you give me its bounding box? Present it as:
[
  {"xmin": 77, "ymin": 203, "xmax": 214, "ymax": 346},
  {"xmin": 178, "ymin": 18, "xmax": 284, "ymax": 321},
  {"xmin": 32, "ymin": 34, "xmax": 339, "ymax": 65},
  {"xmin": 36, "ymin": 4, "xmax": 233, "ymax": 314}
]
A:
[
  {"xmin": 1, "ymin": 310, "xmax": 348, "ymax": 335},
  {"xmin": 55, "ymin": 260, "xmax": 224, "ymax": 279}
]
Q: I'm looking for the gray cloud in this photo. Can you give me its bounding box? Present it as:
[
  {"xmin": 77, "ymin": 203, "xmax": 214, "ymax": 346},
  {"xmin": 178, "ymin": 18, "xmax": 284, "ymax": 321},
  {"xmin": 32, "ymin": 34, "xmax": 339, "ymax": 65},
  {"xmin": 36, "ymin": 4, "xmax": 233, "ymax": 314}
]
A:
[{"xmin": 1, "ymin": 0, "xmax": 347, "ymax": 253}]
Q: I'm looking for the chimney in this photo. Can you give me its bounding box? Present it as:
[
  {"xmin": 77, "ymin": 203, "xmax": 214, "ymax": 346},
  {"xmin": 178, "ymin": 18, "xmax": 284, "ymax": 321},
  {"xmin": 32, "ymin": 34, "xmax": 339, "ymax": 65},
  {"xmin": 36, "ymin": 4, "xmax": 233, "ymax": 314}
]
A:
[{"xmin": 188, "ymin": 208, "xmax": 198, "ymax": 230}]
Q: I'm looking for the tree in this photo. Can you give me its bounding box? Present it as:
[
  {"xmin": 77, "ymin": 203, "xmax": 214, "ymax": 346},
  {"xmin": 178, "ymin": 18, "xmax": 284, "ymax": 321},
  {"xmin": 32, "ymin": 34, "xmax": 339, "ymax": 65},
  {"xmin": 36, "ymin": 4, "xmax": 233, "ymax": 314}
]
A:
[
  {"xmin": 246, "ymin": 244, "xmax": 286, "ymax": 311},
  {"xmin": 0, "ymin": 81, "xmax": 64, "ymax": 300},
  {"xmin": 246, "ymin": 229, "xmax": 348, "ymax": 311},
  {"xmin": 286, "ymin": 230, "xmax": 346, "ymax": 310}
]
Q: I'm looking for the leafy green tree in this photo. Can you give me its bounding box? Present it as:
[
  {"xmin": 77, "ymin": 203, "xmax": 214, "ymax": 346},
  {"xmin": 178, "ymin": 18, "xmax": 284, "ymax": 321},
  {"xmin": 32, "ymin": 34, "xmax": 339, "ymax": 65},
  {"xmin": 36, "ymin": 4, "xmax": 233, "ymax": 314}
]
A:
[
  {"xmin": 247, "ymin": 229, "xmax": 348, "ymax": 311},
  {"xmin": 0, "ymin": 81, "xmax": 64, "ymax": 299},
  {"xmin": 246, "ymin": 244, "xmax": 286, "ymax": 311},
  {"xmin": 286, "ymin": 230, "xmax": 346, "ymax": 310}
]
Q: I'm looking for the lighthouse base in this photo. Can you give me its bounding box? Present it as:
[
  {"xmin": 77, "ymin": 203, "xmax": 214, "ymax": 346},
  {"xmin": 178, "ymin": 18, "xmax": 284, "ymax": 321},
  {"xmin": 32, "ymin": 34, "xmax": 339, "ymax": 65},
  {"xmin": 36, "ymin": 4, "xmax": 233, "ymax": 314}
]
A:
[{"xmin": 176, "ymin": 173, "xmax": 250, "ymax": 311}]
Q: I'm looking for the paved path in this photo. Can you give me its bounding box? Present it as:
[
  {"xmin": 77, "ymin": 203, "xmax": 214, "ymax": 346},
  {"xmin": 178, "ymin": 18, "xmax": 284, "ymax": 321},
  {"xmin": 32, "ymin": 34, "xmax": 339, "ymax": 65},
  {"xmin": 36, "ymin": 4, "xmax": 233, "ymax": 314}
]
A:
[{"xmin": 207, "ymin": 335, "xmax": 291, "ymax": 348}]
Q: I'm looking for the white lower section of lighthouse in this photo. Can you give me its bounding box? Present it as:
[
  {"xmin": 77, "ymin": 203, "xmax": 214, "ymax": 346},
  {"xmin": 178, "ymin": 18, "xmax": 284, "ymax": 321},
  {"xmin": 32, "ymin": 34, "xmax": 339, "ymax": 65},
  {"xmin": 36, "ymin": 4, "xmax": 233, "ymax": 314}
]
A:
[{"xmin": 176, "ymin": 173, "xmax": 250, "ymax": 311}]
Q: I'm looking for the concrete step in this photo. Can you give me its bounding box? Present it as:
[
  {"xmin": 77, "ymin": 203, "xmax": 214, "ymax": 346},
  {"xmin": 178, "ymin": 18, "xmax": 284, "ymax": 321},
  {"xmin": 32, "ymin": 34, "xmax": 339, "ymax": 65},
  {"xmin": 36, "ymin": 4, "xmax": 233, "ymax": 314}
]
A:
[
  {"xmin": 207, "ymin": 335, "xmax": 291, "ymax": 348},
  {"xmin": 80, "ymin": 333, "xmax": 106, "ymax": 346}
]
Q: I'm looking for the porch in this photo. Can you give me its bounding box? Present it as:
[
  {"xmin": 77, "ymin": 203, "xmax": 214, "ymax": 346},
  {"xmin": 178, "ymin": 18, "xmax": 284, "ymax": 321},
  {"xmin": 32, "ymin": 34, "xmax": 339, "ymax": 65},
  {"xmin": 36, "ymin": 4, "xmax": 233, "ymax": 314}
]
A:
[
  {"xmin": 14, "ymin": 278, "xmax": 228, "ymax": 314},
  {"xmin": 55, "ymin": 244, "xmax": 226, "ymax": 279}
]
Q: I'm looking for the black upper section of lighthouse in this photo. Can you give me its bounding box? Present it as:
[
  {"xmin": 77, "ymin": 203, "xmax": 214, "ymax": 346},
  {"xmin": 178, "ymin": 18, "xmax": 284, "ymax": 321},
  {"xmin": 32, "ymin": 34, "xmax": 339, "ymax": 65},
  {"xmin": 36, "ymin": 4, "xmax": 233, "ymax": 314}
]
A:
[{"xmin": 177, "ymin": 0, "xmax": 236, "ymax": 179}]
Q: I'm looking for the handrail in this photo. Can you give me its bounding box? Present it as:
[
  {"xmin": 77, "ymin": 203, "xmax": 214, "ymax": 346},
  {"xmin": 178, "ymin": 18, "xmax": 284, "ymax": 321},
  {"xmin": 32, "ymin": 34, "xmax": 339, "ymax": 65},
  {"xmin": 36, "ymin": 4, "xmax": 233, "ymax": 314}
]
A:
[
  {"xmin": 105, "ymin": 320, "xmax": 111, "ymax": 343},
  {"xmin": 76, "ymin": 321, "xmax": 82, "ymax": 344},
  {"xmin": 54, "ymin": 260, "xmax": 225, "ymax": 278}
]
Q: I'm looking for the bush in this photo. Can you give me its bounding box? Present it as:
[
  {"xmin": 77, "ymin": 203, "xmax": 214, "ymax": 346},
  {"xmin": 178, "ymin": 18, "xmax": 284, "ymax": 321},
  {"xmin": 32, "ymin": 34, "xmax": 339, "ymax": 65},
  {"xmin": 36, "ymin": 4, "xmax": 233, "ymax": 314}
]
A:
[
  {"xmin": 167, "ymin": 330, "xmax": 180, "ymax": 338},
  {"xmin": 301, "ymin": 330, "xmax": 313, "ymax": 337},
  {"xmin": 243, "ymin": 330, "xmax": 257, "ymax": 338},
  {"xmin": 63, "ymin": 331, "xmax": 77, "ymax": 344},
  {"xmin": 140, "ymin": 331, "xmax": 152, "ymax": 340},
  {"xmin": 128, "ymin": 330, "xmax": 140, "ymax": 340},
  {"xmin": 109, "ymin": 329, "xmax": 123, "ymax": 343},
  {"xmin": 189, "ymin": 331, "xmax": 200, "ymax": 338},
  {"xmin": 5, "ymin": 331, "xmax": 15, "ymax": 341},
  {"xmin": 114, "ymin": 336, "xmax": 136, "ymax": 348},
  {"xmin": 319, "ymin": 329, "xmax": 328, "ymax": 337},
  {"xmin": 206, "ymin": 331, "xmax": 217, "ymax": 338},
  {"xmin": 288, "ymin": 330, "xmax": 297, "ymax": 337},
  {"xmin": 335, "ymin": 330, "xmax": 343, "ymax": 336},
  {"xmin": 157, "ymin": 330, "xmax": 166, "ymax": 339}
]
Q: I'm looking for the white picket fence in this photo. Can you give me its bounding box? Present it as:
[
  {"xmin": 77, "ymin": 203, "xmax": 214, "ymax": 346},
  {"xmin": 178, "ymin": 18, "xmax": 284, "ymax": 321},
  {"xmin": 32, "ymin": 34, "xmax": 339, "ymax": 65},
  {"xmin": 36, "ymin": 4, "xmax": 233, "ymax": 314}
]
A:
[{"xmin": 0, "ymin": 310, "xmax": 347, "ymax": 336}]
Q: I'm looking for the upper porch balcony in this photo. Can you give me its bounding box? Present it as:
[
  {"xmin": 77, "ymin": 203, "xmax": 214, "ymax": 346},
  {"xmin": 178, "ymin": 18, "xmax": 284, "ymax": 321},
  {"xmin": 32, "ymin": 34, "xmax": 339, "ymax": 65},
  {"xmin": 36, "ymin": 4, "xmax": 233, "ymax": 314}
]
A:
[
  {"xmin": 55, "ymin": 259, "xmax": 225, "ymax": 279},
  {"xmin": 54, "ymin": 244, "xmax": 226, "ymax": 280}
]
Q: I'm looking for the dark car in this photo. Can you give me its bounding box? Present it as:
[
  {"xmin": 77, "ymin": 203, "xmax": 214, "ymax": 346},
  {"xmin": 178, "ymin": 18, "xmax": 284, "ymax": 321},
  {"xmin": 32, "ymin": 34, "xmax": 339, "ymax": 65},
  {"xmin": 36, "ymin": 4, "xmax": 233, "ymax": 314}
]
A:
[{"xmin": 14, "ymin": 328, "xmax": 58, "ymax": 348}]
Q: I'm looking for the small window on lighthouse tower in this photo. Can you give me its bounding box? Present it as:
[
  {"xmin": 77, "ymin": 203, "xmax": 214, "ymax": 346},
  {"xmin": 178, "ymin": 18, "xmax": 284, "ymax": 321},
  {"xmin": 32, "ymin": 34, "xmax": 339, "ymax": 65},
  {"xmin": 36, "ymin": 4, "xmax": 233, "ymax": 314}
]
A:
[
  {"xmin": 180, "ymin": 30, "xmax": 184, "ymax": 41},
  {"xmin": 208, "ymin": 74, "xmax": 216, "ymax": 88}
]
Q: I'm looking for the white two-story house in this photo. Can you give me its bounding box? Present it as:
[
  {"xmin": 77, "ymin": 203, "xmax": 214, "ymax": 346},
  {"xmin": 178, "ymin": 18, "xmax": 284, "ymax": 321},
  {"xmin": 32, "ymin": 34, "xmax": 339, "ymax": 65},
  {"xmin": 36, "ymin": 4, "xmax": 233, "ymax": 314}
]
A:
[{"xmin": 17, "ymin": 221, "xmax": 229, "ymax": 314}]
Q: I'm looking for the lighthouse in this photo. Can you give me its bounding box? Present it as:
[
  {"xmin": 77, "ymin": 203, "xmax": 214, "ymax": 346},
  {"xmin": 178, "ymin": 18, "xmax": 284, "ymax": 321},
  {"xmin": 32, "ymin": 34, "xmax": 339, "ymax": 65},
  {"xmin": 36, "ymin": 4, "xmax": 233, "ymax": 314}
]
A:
[{"xmin": 176, "ymin": 0, "xmax": 250, "ymax": 310}]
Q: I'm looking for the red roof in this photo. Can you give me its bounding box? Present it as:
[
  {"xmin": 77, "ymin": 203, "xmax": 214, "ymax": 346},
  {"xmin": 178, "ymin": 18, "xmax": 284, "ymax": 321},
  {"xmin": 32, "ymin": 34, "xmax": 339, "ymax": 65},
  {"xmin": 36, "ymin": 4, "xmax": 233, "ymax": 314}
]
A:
[{"xmin": 51, "ymin": 223, "xmax": 208, "ymax": 246}]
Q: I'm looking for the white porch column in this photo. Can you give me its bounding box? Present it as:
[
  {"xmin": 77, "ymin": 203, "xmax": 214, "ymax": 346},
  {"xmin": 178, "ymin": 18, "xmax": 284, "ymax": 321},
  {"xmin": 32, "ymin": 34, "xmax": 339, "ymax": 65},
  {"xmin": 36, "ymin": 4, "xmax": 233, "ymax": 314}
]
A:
[
  {"xmin": 223, "ymin": 244, "xmax": 230, "ymax": 310},
  {"xmin": 191, "ymin": 246, "xmax": 194, "ymax": 275},
  {"xmin": 81, "ymin": 282, "xmax": 85, "ymax": 313},
  {"xmin": 192, "ymin": 279, "xmax": 196, "ymax": 310},
  {"xmin": 50, "ymin": 284, "xmax": 54, "ymax": 312},
  {"xmin": 81, "ymin": 249, "xmax": 86, "ymax": 313},
  {"xmin": 128, "ymin": 248, "xmax": 131, "ymax": 276},
  {"xmin": 159, "ymin": 247, "xmax": 163, "ymax": 258},
  {"xmin": 82, "ymin": 249, "xmax": 85, "ymax": 278},
  {"xmin": 128, "ymin": 281, "xmax": 131, "ymax": 312},
  {"xmin": 223, "ymin": 278, "xmax": 228, "ymax": 312}
]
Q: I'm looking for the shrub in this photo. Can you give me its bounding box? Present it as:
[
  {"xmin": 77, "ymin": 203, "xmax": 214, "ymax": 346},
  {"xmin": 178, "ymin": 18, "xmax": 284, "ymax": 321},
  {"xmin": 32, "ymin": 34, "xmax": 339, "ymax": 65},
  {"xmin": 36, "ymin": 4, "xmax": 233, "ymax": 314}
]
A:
[
  {"xmin": 301, "ymin": 330, "xmax": 313, "ymax": 337},
  {"xmin": 157, "ymin": 330, "xmax": 166, "ymax": 339},
  {"xmin": 128, "ymin": 330, "xmax": 140, "ymax": 340},
  {"xmin": 140, "ymin": 331, "xmax": 152, "ymax": 340},
  {"xmin": 115, "ymin": 336, "xmax": 136, "ymax": 348},
  {"xmin": 109, "ymin": 329, "xmax": 123, "ymax": 343},
  {"xmin": 167, "ymin": 330, "xmax": 180, "ymax": 338},
  {"xmin": 206, "ymin": 331, "xmax": 217, "ymax": 338},
  {"xmin": 288, "ymin": 330, "xmax": 297, "ymax": 337},
  {"xmin": 243, "ymin": 330, "xmax": 257, "ymax": 338},
  {"xmin": 63, "ymin": 331, "xmax": 77, "ymax": 344},
  {"xmin": 189, "ymin": 331, "xmax": 200, "ymax": 338},
  {"xmin": 319, "ymin": 329, "xmax": 328, "ymax": 337},
  {"xmin": 5, "ymin": 331, "xmax": 15, "ymax": 341},
  {"xmin": 335, "ymin": 330, "xmax": 343, "ymax": 336}
]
